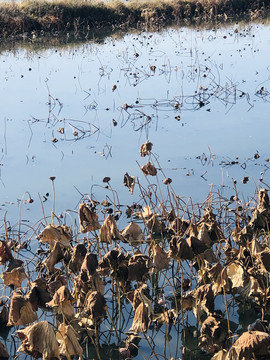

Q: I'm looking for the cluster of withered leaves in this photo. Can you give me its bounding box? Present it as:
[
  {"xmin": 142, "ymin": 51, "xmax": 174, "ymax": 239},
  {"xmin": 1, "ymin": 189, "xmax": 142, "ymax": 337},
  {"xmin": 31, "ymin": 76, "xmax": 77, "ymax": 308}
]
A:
[{"xmin": 2, "ymin": 142, "xmax": 270, "ymax": 360}]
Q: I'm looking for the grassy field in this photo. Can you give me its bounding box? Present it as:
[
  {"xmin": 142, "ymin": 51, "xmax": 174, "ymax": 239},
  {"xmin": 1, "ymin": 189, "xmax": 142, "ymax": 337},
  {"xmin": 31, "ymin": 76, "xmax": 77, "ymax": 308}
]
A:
[{"xmin": 0, "ymin": 0, "xmax": 269, "ymax": 40}]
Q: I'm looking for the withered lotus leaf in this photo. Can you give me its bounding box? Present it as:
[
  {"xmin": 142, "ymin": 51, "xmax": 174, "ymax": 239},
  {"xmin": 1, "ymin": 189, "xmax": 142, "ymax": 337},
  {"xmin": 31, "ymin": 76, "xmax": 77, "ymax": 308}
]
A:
[
  {"xmin": 258, "ymin": 249, "xmax": 270, "ymax": 273},
  {"xmin": 56, "ymin": 323, "xmax": 83, "ymax": 360},
  {"xmin": 257, "ymin": 188, "xmax": 270, "ymax": 213},
  {"xmin": 85, "ymin": 291, "xmax": 107, "ymax": 321},
  {"xmin": 0, "ymin": 240, "xmax": 13, "ymax": 264},
  {"xmin": 210, "ymin": 349, "xmax": 227, "ymax": 360},
  {"xmin": 208, "ymin": 263, "xmax": 230, "ymax": 296},
  {"xmin": 226, "ymin": 331, "xmax": 270, "ymax": 359},
  {"xmin": 78, "ymin": 203, "xmax": 100, "ymax": 233},
  {"xmin": 0, "ymin": 306, "xmax": 8, "ymax": 326},
  {"xmin": 99, "ymin": 215, "xmax": 124, "ymax": 243},
  {"xmin": 17, "ymin": 321, "xmax": 60, "ymax": 360},
  {"xmin": 155, "ymin": 309, "xmax": 177, "ymax": 325},
  {"xmin": 37, "ymin": 224, "xmax": 72, "ymax": 247},
  {"xmin": 69, "ymin": 243, "xmax": 87, "ymax": 274},
  {"xmin": 146, "ymin": 214, "xmax": 163, "ymax": 234},
  {"xmin": 46, "ymin": 285, "xmax": 75, "ymax": 322},
  {"xmin": 8, "ymin": 292, "xmax": 38, "ymax": 326},
  {"xmin": 169, "ymin": 218, "xmax": 190, "ymax": 237},
  {"xmin": 140, "ymin": 162, "xmax": 157, "ymax": 176},
  {"xmin": 129, "ymin": 302, "xmax": 152, "ymax": 333},
  {"xmin": 151, "ymin": 244, "xmax": 170, "ymax": 272},
  {"xmin": 226, "ymin": 262, "xmax": 245, "ymax": 289},
  {"xmin": 27, "ymin": 278, "xmax": 52, "ymax": 311},
  {"xmin": 193, "ymin": 284, "xmax": 215, "ymax": 319},
  {"xmin": 2, "ymin": 265, "xmax": 27, "ymax": 289},
  {"xmin": 127, "ymin": 252, "xmax": 150, "ymax": 282},
  {"xmin": 127, "ymin": 284, "xmax": 152, "ymax": 312},
  {"xmin": 199, "ymin": 315, "xmax": 225, "ymax": 353},
  {"xmin": 134, "ymin": 206, "xmax": 152, "ymax": 219},
  {"xmin": 168, "ymin": 237, "xmax": 194, "ymax": 261},
  {"xmin": 121, "ymin": 222, "xmax": 145, "ymax": 244},
  {"xmin": 98, "ymin": 247, "xmax": 127, "ymax": 275},
  {"xmin": 186, "ymin": 236, "xmax": 209, "ymax": 255},
  {"xmin": 123, "ymin": 173, "xmax": 135, "ymax": 194},
  {"xmin": 0, "ymin": 340, "xmax": 9, "ymax": 358},
  {"xmin": 80, "ymin": 253, "xmax": 98, "ymax": 278},
  {"xmin": 43, "ymin": 242, "xmax": 65, "ymax": 273},
  {"xmin": 140, "ymin": 141, "xmax": 153, "ymax": 157}
]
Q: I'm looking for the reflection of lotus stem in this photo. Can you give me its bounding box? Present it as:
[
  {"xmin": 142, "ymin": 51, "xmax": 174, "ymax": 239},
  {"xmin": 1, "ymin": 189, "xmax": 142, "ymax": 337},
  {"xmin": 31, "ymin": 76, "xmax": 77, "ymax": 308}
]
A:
[
  {"xmin": 90, "ymin": 323, "xmax": 102, "ymax": 360},
  {"xmin": 50, "ymin": 177, "xmax": 56, "ymax": 226},
  {"xmin": 179, "ymin": 260, "xmax": 186, "ymax": 339},
  {"xmin": 161, "ymin": 270, "xmax": 179, "ymax": 315},
  {"xmin": 105, "ymin": 307, "xmax": 120, "ymax": 342},
  {"xmin": 117, "ymin": 281, "xmax": 121, "ymax": 340}
]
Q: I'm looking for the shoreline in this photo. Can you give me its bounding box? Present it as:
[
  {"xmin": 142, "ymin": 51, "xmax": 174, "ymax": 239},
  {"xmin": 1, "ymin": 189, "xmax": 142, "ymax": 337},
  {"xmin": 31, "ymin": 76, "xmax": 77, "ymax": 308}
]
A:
[{"xmin": 0, "ymin": 0, "xmax": 269, "ymax": 41}]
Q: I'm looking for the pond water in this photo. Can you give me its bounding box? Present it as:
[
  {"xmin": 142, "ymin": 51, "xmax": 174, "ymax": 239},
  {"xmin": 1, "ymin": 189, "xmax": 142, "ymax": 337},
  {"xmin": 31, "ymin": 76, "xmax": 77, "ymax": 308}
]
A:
[
  {"xmin": 1, "ymin": 22, "xmax": 270, "ymax": 225},
  {"xmin": 1, "ymin": 22, "xmax": 270, "ymax": 360}
]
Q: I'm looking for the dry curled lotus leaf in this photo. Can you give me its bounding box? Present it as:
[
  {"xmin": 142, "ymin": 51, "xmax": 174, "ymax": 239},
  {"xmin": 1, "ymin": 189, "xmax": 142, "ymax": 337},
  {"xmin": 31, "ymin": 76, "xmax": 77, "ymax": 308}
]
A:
[
  {"xmin": 98, "ymin": 247, "xmax": 127, "ymax": 276},
  {"xmin": 257, "ymin": 188, "xmax": 270, "ymax": 213},
  {"xmin": 17, "ymin": 321, "xmax": 60, "ymax": 360},
  {"xmin": 156, "ymin": 309, "xmax": 177, "ymax": 325},
  {"xmin": 129, "ymin": 301, "xmax": 152, "ymax": 334},
  {"xmin": 121, "ymin": 222, "xmax": 145, "ymax": 244},
  {"xmin": 127, "ymin": 284, "xmax": 153, "ymax": 312},
  {"xmin": 151, "ymin": 244, "xmax": 170, "ymax": 272},
  {"xmin": 140, "ymin": 141, "xmax": 153, "ymax": 157},
  {"xmin": 258, "ymin": 249, "xmax": 270, "ymax": 273},
  {"xmin": 37, "ymin": 224, "xmax": 72, "ymax": 247},
  {"xmin": 199, "ymin": 315, "xmax": 225, "ymax": 353},
  {"xmin": 0, "ymin": 240, "xmax": 13, "ymax": 265},
  {"xmin": 56, "ymin": 323, "xmax": 83, "ymax": 360},
  {"xmin": 69, "ymin": 243, "xmax": 87, "ymax": 274},
  {"xmin": 2, "ymin": 265, "xmax": 27, "ymax": 288},
  {"xmin": 78, "ymin": 203, "xmax": 100, "ymax": 233},
  {"xmin": 123, "ymin": 172, "xmax": 135, "ymax": 194},
  {"xmin": 85, "ymin": 291, "xmax": 107, "ymax": 321},
  {"xmin": 27, "ymin": 278, "xmax": 52, "ymax": 311},
  {"xmin": 43, "ymin": 242, "xmax": 65, "ymax": 273},
  {"xmin": 46, "ymin": 285, "xmax": 75, "ymax": 321},
  {"xmin": 169, "ymin": 218, "xmax": 190, "ymax": 236},
  {"xmin": 208, "ymin": 263, "xmax": 230, "ymax": 295},
  {"xmin": 193, "ymin": 284, "xmax": 215, "ymax": 319},
  {"xmin": 80, "ymin": 252, "xmax": 98, "ymax": 279},
  {"xmin": 140, "ymin": 162, "xmax": 157, "ymax": 176},
  {"xmin": 168, "ymin": 237, "xmax": 194, "ymax": 261},
  {"xmin": 226, "ymin": 262, "xmax": 245, "ymax": 289},
  {"xmin": 227, "ymin": 331, "xmax": 270, "ymax": 359},
  {"xmin": 187, "ymin": 236, "xmax": 209, "ymax": 255},
  {"xmin": 0, "ymin": 306, "xmax": 9, "ymax": 326},
  {"xmin": 99, "ymin": 215, "xmax": 124, "ymax": 243},
  {"xmin": 127, "ymin": 252, "xmax": 150, "ymax": 282},
  {"xmin": 146, "ymin": 214, "xmax": 163, "ymax": 234},
  {"xmin": 8, "ymin": 292, "xmax": 38, "ymax": 326},
  {"xmin": 210, "ymin": 350, "xmax": 227, "ymax": 360}
]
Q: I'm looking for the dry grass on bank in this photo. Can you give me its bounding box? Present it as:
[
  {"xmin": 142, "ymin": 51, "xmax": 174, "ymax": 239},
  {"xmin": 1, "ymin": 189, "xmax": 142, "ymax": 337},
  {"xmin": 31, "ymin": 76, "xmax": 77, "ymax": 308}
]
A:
[{"xmin": 0, "ymin": 0, "xmax": 269, "ymax": 39}]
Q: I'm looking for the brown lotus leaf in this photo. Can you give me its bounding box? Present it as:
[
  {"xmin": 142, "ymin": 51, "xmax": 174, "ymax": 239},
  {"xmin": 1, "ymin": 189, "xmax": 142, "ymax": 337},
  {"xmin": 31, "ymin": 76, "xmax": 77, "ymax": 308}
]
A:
[
  {"xmin": 193, "ymin": 284, "xmax": 215, "ymax": 320},
  {"xmin": 78, "ymin": 270, "xmax": 105, "ymax": 295},
  {"xmin": 199, "ymin": 315, "xmax": 225, "ymax": 353},
  {"xmin": 43, "ymin": 242, "xmax": 65, "ymax": 273},
  {"xmin": 226, "ymin": 262, "xmax": 245, "ymax": 289},
  {"xmin": 99, "ymin": 215, "xmax": 124, "ymax": 244},
  {"xmin": 17, "ymin": 320, "xmax": 60, "ymax": 360},
  {"xmin": 151, "ymin": 244, "xmax": 170, "ymax": 272},
  {"xmin": 27, "ymin": 278, "xmax": 52, "ymax": 311},
  {"xmin": 199, "ymin": 209, "xmax": 224, "ymax": 242},
  {"xmin": 2, "ymin": 265, "xmax": 27, "ymax": 288},
  {"xmin": 8, "ymin": 292, "xmax": 38, "ymax": 326},
  {"xmin": 247, "ymin": 238, "xmax": 263, "ymax": 258},
  {"xmin": 168, "ymin": 237, "xmax": 194, "ymax": 261},
  {"xmin": 187, "ymin": 236, "xmax": 209, "ymax": 255},
  {"xmin": 98, "ymin": 247, "xmax": 127, "ymax": 276},
  {"xmin": 85, "ymin": 291, "xmax": 107, "ymax": 321},
  {"xmin": 80, "ymin": 253, "xmax": 98, "ymax": 280},
  {"xmin": 247, "ymin": 276, "xmax": 263, "ymax": 298},
  {"xmin": 248, "ymin": 209, "xmax": 269, "ymax": 230},
  {"xmin": 121, "ymin": 222, "xmax": 145, "ymax": 244},
  {"xmin": 127, "ymin": 284, "xmax": 153, "ymax": 312},
  {"xmin": 37, "ymin": 224, "xmax": 72, "ymax": 248},
  {"xmin": 127, "ymin": 252, "xmax": 150, "ymax": 282},
  {"xmin": 0, "ymin": 306, "xmax": 9, "ymax": 326},
  {"xmin": 140, "ymin": 162, "xmax": 157, "ymax": 176},
  {"xmin": 231, "ymin": 225, "xmax": 253, "ymax": 245},
  {"xmin": 123, "ymin": 173, "xmax": 135, "ymax": 194},
  {"xmin": 48, "ymin": 274, "xmax": 66, "ymax": 297},
  {"xmin": 208, "ymin": 263, "xmax": 230, "ymax": 296},
  {"xmin": 199, "ymin": 248, "xmax": 218, "ymax": 264},
  {"xmin": 56, "ymin": 323, "xmax": 83, "ymax": 360},
  {"xmin": 257, "ymin": 188, "xmax": 270, "ymax": 213},
  {"xmin": 258, "ymin": 249, "xmax": 270, "ymax": 273},
  {"xmin": 140, "ymin": 141, "xmax": 153, "ymax": 157},
  {"xmin": 78, "ymin": 203, "xmax": 100, "ymax": 233},
  {"xmin": 181, "ymin": 293, "xmax": 194, "ymax": 311},
  {"xmin": 69, "ymin": 243, "xmax": 87, "ymax": 274},
  {"xmin": 0, "ymin": 340, "xmax": 9, "ymax": 358},
  {"xmin": 134, "ymin": 206, "xmax": 152, "ymax": 219},
  {"xmin": 226, "ymin": 331, "xmax": 270, "ymax": 359},
  {"xmin": 46, "ymin": 285, "xmax": 75, "ymax": 322},
  {"xmin": 146, "ymin": 214, "xmax": 163, "ymax": 234},
  {"xmin": 155, "ymin": 309, "xmax": 177, "ymax": 325},
  {"xmin": 0, "ymin": 240, "xmax": 13, "ymax": 265},
  {"xmin": 129, "ymin": 301, "xmax": 152, "ymax": 333}
]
